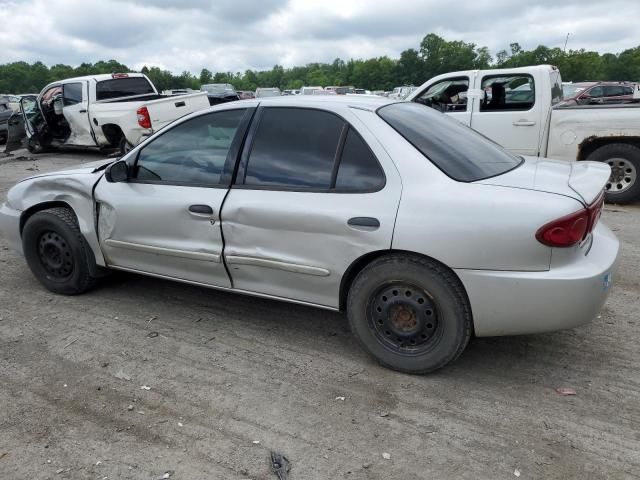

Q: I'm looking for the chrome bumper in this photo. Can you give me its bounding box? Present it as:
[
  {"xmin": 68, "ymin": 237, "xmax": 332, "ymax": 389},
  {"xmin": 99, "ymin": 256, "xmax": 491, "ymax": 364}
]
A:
[{"xmin": 456, "ymin": 223, "xmax": 620, "ymax": 337}]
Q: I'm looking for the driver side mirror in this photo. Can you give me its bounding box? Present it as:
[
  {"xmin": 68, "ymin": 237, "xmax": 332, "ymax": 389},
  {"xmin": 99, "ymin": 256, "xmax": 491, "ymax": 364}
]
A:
[{"xmin": 105, "ymin": 160, "xmax": 129, "ymax": 183}]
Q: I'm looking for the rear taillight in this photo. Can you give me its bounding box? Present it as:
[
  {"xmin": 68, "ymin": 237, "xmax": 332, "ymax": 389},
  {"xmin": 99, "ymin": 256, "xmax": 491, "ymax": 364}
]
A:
[
  {"xmin": 137, "ymin": 106, "xmax": 151, "ymax": 129},
  {"xmin": 536, "ymin": 191, "xmax": 605, "ymax": 248}
]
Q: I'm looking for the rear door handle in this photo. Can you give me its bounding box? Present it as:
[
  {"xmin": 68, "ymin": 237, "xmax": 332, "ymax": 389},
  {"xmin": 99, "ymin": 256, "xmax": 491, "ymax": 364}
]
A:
[
  {"xmin": 513, "ymin": 120, "xmax": 536, "ymax": 126},
  {"xmin": 79, "ymin": 109, "xmax": 87, "ymax": 113},
  {"xmin": 348, "ymin": 217, "xmax": 380, "ymax": 230},
  {"xmin": 188, "ymin": 204, "xmax": 214, "ymax": 215}
]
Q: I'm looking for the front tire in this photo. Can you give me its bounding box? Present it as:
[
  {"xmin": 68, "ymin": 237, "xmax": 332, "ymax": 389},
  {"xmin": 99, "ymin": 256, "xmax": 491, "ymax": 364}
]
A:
[
  {"xmin": 587, "ymin": 143, "xmax": 640, "ymax": 204},
  {"xmin": 22, "ymin": 207, "xmax": 97, "ymax": 295},
  {"xmin": 347, "ymin": 254, "xmax": 472, "ymax": 374}
]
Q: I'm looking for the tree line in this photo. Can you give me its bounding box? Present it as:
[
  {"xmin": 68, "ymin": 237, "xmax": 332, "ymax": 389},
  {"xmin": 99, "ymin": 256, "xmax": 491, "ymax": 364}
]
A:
[{"xmin": 1, "ymin": 33, "xmax": 639, "ymax": 95}]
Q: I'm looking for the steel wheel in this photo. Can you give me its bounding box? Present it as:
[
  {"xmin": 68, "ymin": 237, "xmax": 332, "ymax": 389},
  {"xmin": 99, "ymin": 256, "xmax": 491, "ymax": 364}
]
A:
[
  {"xmin": 368, "ymin": 282, "xmax": 442, "ymax": 355},
  {"xmin": 37, "ymin": 230, "xmax": 74, "ymax": 279},
  {"xmin": 606, "ymin": 157, "xmax": 637, "ymax": 194}
]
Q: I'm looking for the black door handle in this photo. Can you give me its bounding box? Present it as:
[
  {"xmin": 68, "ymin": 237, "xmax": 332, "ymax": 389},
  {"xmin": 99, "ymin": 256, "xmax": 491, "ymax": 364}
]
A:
[
  {"xmin": 348, "ymin": 217, "xmax": 380, "ymax": 228},
  {"xmin": 189, "ymin": 204, "xmax": 213, "ymax": 215},
  {"xmin": 79, "ymin": 109, "xmax": 87, "ymax": 113}
]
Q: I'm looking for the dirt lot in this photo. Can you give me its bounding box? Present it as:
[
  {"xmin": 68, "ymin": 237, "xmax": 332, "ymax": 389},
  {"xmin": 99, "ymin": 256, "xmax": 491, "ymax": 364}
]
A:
[{"xmin": 0, "ymin": 150, "xmax": 638, "ymax": 480}]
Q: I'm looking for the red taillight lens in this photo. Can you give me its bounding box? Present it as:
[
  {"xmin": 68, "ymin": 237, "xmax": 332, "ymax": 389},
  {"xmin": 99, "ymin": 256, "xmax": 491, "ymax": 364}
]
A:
[
  {"xmin": 136, "ymin": 106, "xmax": 151, "ymax": 129},
  {"xmin": 536, "ymin": 191, "xmax": 605, "ymax": 248}
]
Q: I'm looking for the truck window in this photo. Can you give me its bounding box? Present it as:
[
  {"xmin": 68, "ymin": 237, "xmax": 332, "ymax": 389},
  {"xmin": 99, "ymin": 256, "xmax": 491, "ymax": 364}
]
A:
[
  {"xmin": 96, "ymin": 77, "xmax": 155, "ymax": 101},
  {"xmin": 480, "ymin": 74, "xmax": 535, "ymax": 112},
  {"xmin": 63, "ymin": 83, "xmax": 83, "ymax": 106},
  {"xmin": 414, "ymin": 78, "xmax": 469, "ymax": 113}
]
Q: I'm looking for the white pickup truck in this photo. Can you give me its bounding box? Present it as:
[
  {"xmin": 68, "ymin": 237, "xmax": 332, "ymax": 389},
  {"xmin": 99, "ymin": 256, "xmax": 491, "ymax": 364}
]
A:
[
  {"xmin": 5, "ymin": 73, "xmax": 210, "ymax": 155},
  {"xmin": 406, "ymin": 65, "xmax": 640, "ymax": 203}
]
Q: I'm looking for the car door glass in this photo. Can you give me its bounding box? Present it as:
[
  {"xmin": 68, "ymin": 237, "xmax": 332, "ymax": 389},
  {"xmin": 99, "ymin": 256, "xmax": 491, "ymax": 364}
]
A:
[
  {"xmin": 335, "ymin": 128, "xmax": 385, "ymax": 191},
  {"xmin": 603, "ymin": 86, "xmax": 623, "ymax": 97},
  {"xmin": 63, "ymin": 83, "xmax": 83, "ymax": 106},
  {"xmin": 480, "ymin": 75, "xmax": 535, "ymax": 111},
  {"xmin": 133, "ymin": 109, "xmax": 246, "ymax": 186},
  {"xmin": 589, "ymin": 86, "xmax": 603, "ymax": 98},
  {"xmin": 244, "ymin": 108, "xmax": 344, "ymax": 188},
  {"xmin": 415, "ymin": 78, "xmax": 468, "ymax": 112}
]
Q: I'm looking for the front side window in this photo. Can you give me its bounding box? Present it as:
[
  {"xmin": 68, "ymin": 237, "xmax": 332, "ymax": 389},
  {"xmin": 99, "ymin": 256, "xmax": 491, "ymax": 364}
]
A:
[
  {"xmin": 414, "ymin": 77, "xmax": 469, "ymax": 113},
  {"xmin": 378, "ymin": 102, "xmax": 522, "ymax": 182},
  {"xmin": 244, "ymin": 108, "xmax": 344, "ymax": 188},
  {"xmin": 588, "ymin": 86, "xmax": 603, "ymax": 98},
  {"xmin": 133, "ymin": 109, "xmax": 246, "ymax": 186},
  {"xmin": 480, "ymin": 75, "xmax": 535, "ymax": 111},
  {"xmin": 63, "ymin": 83, "xmax": 83, "ymax": 106}
]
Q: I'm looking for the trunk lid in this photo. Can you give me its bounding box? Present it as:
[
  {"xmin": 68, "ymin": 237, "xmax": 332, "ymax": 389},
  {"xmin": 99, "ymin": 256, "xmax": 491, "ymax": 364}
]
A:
[{"xmin": 477, "ymin": 155, "xmax": 610, "ymax": 205}]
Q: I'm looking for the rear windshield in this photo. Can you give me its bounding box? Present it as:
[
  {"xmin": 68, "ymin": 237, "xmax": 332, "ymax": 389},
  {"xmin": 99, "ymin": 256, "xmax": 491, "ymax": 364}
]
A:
[
  {"xmin": 377, "ymin": 102, "xmax": 522, "ymax": 182},
  {"xmin": 96, "ymin": 77, "xmax": 155, "ymax": 100}
]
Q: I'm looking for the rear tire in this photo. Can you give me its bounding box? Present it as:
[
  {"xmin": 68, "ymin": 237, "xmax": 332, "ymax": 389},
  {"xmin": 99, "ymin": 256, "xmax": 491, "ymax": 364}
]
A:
[
  {"xmin": 347, "ymin": 254, "xmax": 472, "ymax": 374},
  {"xmin": 587, "ymin": 143, "xmax": 640, "ymax": 204},
  {"xmin": 22, "ymin": 207, "xmax": 98, "ymax": 295}
]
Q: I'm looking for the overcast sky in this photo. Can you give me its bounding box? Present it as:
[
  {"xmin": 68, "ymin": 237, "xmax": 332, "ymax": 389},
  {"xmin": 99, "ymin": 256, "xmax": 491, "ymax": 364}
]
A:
[{"xmin": 1, "ymin": 0, "xmax": 639, "ymax": 74}]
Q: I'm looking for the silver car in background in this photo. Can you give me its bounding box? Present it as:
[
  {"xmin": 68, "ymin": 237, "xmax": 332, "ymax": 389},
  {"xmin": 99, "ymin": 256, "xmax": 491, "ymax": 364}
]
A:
[{"xmin": 0, "ymin": 96, "xmax": 619, "ymax": 373}]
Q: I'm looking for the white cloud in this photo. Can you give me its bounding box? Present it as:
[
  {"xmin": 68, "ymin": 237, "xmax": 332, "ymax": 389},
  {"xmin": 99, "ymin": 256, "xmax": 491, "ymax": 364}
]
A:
[{"xmin": 0, "ymin": 0, "xmax": 638, "ymax": 74}]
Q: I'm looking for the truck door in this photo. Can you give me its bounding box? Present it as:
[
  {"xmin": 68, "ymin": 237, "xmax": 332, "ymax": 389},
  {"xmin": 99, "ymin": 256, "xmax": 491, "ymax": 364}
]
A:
[
  {"xmin": 411, "ymin": 74, "xmax": 474, "ymax": 126},
  {"xmin": 470, "ymin": 72, "xmax": 544, "ymax": 156},
  {"xmin": 62, "ymin": 81, "xmax": 96, "ymax": 146}
]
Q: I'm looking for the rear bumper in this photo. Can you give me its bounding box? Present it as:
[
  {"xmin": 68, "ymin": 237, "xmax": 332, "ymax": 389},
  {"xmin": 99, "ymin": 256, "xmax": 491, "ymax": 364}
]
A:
[
  {"xmin": 0, "ymin": 202, "xmax": 23, "ymax": 255},
  {"xmin": 456, "ymin": 222, "xmax": 620, "ymax": 337}
]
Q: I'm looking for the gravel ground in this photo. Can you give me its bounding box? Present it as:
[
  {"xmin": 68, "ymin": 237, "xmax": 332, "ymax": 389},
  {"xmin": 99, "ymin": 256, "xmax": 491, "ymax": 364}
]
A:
[{"xmin": 0, "ymin": 150, "xmax": 638, "ymax": 480}]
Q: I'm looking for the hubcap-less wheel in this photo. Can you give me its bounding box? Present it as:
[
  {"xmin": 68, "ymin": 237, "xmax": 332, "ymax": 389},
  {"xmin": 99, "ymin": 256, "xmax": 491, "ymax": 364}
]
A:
[
  {"xmin": 368, "ymin": 283, "xmax": 440, "ymax": 354},
  {"xmin": 38, "ymin": 230, "xmax": 74, "ymax": 278},
  {"xmin": 606, "ymin": 157, "xmax": 637, "ymax": 194}
]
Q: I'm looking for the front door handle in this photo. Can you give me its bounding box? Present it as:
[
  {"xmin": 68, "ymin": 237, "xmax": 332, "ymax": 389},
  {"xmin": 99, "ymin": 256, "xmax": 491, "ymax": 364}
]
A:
[
  {"xmin": 513, "ymin": 120, "xmax": 536, "ymax": 126},
  {"xmin": 348, "ymin": 217, "xmax": 380, "ymax": 230},
  {"xmin": 188, "ymin": 204, "xmax": 214, "ymax": 215}
]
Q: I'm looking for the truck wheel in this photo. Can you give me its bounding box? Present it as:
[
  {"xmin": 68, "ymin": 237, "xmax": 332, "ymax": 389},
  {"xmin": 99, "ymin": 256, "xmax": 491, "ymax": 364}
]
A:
[
  {"xmin": 22, "ymin": 207, "xmax": 98, "ymax": 295},
  {"xmin": 347, "ymin": 254, "xmax": 472, "ymax": 374},
  {"xmin": 587, "ymin": 143, "xmax": 640, "ymax": 204}
]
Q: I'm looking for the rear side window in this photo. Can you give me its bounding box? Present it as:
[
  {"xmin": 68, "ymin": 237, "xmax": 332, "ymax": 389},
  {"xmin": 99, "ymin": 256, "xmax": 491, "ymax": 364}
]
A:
[
  {"xmin": 378, "ymin": 102, "xmax": 522, "ymax": 182},
  {"xmin": 244, "ymin": 108, "xmax": 344, "ymax": 188},
  {"xmin": 63, "ymin": 83, "xmax": 83, "ymax": 106},
  {"xmin": 335, "ymin": 129, "xmax": 385, "ymax": 191},
  {"xmin": 96, "ymin": 77, "xmax": 154, "ymax": 100}
]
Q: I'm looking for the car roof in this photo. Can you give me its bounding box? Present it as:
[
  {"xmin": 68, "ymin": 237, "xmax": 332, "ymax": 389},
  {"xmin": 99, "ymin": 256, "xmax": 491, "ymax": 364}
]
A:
[{"xmin": 255, "ymin": 94, "xmax": 395, "ymax": 111}]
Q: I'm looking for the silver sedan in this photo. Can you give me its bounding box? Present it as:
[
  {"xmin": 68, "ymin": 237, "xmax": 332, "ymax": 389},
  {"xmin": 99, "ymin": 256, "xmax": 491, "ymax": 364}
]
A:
[{"xmin": 0, "ymin": 96, "xmax": 620, "ymax": 373}]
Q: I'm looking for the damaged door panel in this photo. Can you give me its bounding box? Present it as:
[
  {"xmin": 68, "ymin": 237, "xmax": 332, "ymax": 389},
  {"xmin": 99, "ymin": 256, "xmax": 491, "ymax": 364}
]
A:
[
  {"xmin": 62, "ymin": 81, "xmax": 96, "ymax": 146},
  {"xmin": 5, "ymin": 110, "xmax": 27, "ymax": 153}
]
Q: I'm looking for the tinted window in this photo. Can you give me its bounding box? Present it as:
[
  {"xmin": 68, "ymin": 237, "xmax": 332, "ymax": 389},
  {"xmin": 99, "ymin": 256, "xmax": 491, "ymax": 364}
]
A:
[
  {"xmin": 244, "ymin": 108, "xmax": 344, "ymax": 188},
  {"xmin": 134, "ymin": 109, "xmax": 246, "ymax": 185},
  {"xmin": 96, "ymin": 77, "xmax": 155, "ymax": 100},
  {"xmin": 378, "ymin": 102, "xmax": 522, "ymax": 182},
  {"xmin": 480, "ymin": 74, "xmax": 535, "ymax": 111},
  {"xmin": 63, "ymin": 83, "xmax": 83, "ymax": 106},
  {"xmin": 604, "ymin": 85, "xmax": 624, "ymax": 97},
  {"xmin": 589, "ymin": 86, "xmax": 603, "ymax": 97},
  {"xmin": 623, "ymin": 86, "xmax": 634, "ymax": 95},
  {"xmin": 335, "ymin": 129, "xmax": 385, "ymax": 191},
  {"xmin": 415, "ymin": 77, "xmax": 469, "ymax": 112}
]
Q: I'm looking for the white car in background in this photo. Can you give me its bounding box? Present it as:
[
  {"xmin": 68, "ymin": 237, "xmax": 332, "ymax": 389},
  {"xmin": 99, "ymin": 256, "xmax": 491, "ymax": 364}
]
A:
[
  {"xmin": 0, "ymin": 96, "xmax": 619, "ymax": 374},
  {"xmin": 255, "ymin": 88, "xmax": 282, "ymax": 98}
]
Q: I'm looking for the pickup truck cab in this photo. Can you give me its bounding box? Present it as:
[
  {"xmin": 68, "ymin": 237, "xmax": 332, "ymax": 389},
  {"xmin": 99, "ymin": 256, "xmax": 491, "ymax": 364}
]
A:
[
  {"xmin": 406, "ymin": 65, "xmax": 640, "ymax": 203},
  {"xmin": 6, "ymin": 73, "xmax": 210, "ymax": 154}
]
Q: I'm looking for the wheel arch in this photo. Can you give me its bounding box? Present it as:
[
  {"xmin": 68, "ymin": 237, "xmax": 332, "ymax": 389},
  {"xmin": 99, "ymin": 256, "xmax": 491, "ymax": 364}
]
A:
[
  {"xmin": 339, "ymin": 249, "xmax": 472, "ymax": 315},
  {"xmin": 101, "ymin": 123, "xmax": 125, "ymax": 148},
  {"xmin": 577, "ymin": 135, "xmax": 640, "ymax": 160},
  {"xmin": 19, "ymin": 200, "xmax": 104, "ymax": 276}
]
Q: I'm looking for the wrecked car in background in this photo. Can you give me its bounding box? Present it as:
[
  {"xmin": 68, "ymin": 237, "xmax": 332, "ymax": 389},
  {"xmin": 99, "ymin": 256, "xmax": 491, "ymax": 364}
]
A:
[
  {"xmin": 200, "ymin": 83, "xmax": 240, "ymax": 105},
  {"xmin": 0, "ymin": 96, "xmax": 12, "ymax": 144},
  {"xmin": 5, "ymin": 73, "xmax": 210, "ymax": 155}
]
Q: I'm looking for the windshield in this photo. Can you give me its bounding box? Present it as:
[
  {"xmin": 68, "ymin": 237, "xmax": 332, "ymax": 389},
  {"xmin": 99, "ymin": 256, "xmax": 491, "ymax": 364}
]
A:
[
  {"xmin": 378, "ymin": 102, "xmax": 522, "ymax": 182},
  {"xmin": 562, "ymin": 84, "xmax": 587, "ymax": 98},
  {"xmin": 96, "ymin": 77, "xmax": 155, "ymax": 100}
]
